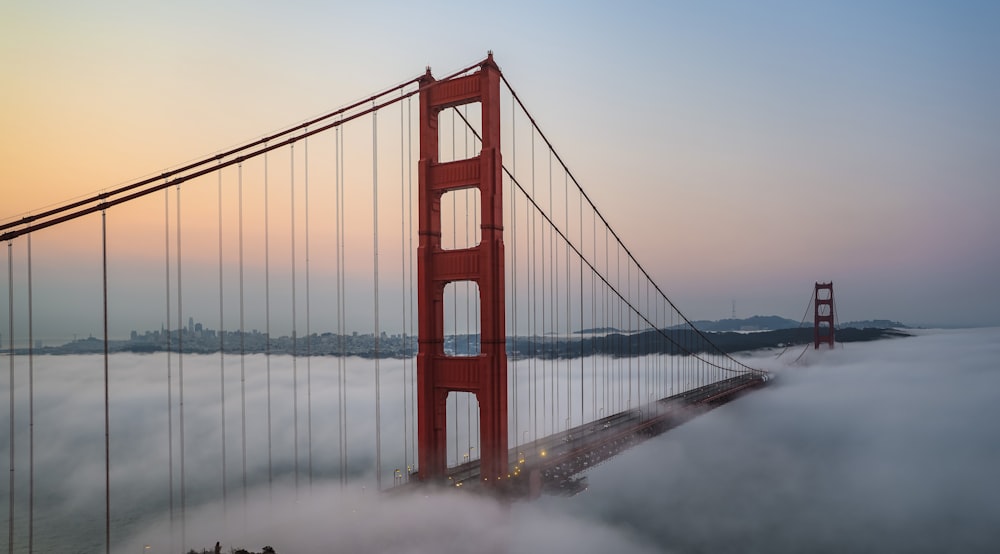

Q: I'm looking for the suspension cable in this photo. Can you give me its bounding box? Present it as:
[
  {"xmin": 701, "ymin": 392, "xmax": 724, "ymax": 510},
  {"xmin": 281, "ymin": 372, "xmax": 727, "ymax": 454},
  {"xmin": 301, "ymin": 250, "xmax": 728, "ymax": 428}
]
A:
[
  {"xmin": 238, "ymin": 162, "xmax": 247, "ymax": 508},
  {"xmin": 554, "ymin": 163, "xmax": 560, "ymax": 427},
  {"xmin": 336, "ymin": 123, "xmax": 347, "ymax": 487},
  {"xmin": 263, "ymin": 144, "xmax": 273, "ymax": 500},
  {"xmin": 451, "ymin": 109, "xmax": 458, "ymax": 463},
  {"xmin": 27, "ymin": 231, "xmax": 34, "ymax": 554},
  {"xmin": 510, "ymin": 94, "xmax": 519, "ymax": 447},
  {"xmin": 217, "ymin": 163, "xmax": 227, "ymax": 514},
  {"xmin": 290, "ymin": 143, "xmax": 299, "ymax": 496},
  {"xmin": 0, "ymin": 74, "xmax": 429, "ymax": 239},
  {"xmin": 163, "ymin": 187, "xmax": 174, "ymax": 551},
  {"xmin": 305, "ymin": 132, "xmax": 313, "ymax": 489},
  {"xmin": 531, "ymin": 126, "xmax": 538, "ymax": 441},
  {"xmin": 407, "ymin": 97, "xmax": 415, "ymax": 477},
  {"xmin": 400, "ymin": 90, "xmax": 409, "ymax": 481},
  {"xmin": 464, "ymin": 104, "xmax": 472, "ymax": 460},
  {"xmin": 498, "ymin": 74, "xmax": 762, "ymax": 376},
  {"xmin": 1, "ymin": 59, "xmax": 501, "ymax": 249},
  {"xmin": 451, "ymin": 106, "xmax": 760, "ymax": 376},
  {"xmin": 101, "ymin": 209, "xmax": 110, "ymax": 554},
  {"xmin": 776, "ymin": 288, "xmax": 814, "ymax": 359},
  {"xmin": 8, "ymin": 240, "xmax": 15, "ymax": 554},
  {"xmin": 176, "ymin": 183, "xmax": 186, "ymax": 550},
  {"xmin": 373, "ymin": 106, "xmax": 382, "ymax": 489}
]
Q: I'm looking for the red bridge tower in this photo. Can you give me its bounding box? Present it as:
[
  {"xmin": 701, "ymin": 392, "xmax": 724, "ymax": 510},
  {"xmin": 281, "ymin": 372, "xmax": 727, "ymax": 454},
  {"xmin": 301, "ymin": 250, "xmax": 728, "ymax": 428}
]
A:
[
  {"xmin": 416, "ymin": 55, "xmax": 508, "ymax": 485},
  {"xmin": 814, "ymin": 282, "xmax": 836, "ymax": 349}
]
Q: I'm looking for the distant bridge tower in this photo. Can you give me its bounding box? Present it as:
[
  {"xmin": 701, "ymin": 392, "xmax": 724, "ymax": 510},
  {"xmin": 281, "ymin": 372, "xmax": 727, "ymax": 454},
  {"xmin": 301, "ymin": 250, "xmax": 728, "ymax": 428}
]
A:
[
  {"xmin": 814, "ymin": 282, "xmax": 835, "ymax": 349},
  {"xmin": 416, "ymin": 54, "xmax": 508, "ymax": 485}
]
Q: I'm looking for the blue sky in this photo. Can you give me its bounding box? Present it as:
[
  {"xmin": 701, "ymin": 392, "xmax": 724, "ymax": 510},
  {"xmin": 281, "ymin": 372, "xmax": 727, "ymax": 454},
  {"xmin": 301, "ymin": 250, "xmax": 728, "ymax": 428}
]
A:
[{"xmin": 2, "ymin": 1, "xmax": 999, "ymax": 328}]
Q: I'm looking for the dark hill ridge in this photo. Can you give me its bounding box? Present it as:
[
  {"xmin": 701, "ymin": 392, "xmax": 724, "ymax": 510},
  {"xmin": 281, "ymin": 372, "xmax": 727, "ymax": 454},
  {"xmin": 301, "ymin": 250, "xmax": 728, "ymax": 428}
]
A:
[
  {"xmin": 509, "ymin": 326, "xmax": 909, "ymax": 359},
  {"xmin": 676, "ymin": 315, "xmax": 801, "ymax": 332},
  {"xmin": 669, "ymin": 316, "xmax": 908, "ymax": 333},
  {"xmin": 19, "ymin": 316, "xmax": 908, "ymax": 358},
  {"xmin": 575, "ymin": 315, "xmax": 909, "ymax": 335}
]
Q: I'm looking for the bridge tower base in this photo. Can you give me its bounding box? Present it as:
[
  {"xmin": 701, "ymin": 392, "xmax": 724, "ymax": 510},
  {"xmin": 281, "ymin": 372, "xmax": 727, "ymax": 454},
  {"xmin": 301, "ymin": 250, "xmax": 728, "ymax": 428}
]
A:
[{"xmin": 416, "ymin": 55, "xmax": 508, "ymax": 486}]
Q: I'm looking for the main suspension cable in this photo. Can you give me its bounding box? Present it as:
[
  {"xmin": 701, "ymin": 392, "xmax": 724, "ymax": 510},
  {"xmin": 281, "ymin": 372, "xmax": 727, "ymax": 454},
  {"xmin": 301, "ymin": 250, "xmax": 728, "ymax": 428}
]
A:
[
  {"xmin": 498, "ymin": 73, "xmax": 762, "ymax": 376},
  {"xmin": 453, "ymin": 105, "xmax": 759, "ymax": 378}
]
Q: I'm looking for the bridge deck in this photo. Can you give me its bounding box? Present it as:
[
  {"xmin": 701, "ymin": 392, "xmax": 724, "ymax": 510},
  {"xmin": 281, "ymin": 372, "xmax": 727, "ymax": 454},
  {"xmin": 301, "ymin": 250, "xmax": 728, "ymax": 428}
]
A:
[{"xmin": 393, "ymin": 372, "xmax": 770, "ymax": 497}]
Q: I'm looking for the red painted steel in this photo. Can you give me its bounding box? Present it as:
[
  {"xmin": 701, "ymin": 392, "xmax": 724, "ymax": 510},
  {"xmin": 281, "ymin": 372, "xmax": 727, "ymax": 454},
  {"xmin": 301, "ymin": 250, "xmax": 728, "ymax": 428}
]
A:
[
  {"xmin": 814, "ymin": 282, "xmax": 835, "ymax": 349},
  {"xmin": 417, "ymin": 54, "xmax": 508, "ymax": 485}
]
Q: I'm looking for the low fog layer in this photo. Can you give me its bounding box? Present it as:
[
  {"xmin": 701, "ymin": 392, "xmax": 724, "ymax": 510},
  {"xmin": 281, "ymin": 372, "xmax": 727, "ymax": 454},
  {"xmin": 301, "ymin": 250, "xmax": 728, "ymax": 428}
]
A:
[
  {"xmin": 3, "ymin": 328, "xmax": 998, "ymax": 553},
  {"xmin": 546, "ymin": 327, "xmax": 1000, "ymax": 553}
]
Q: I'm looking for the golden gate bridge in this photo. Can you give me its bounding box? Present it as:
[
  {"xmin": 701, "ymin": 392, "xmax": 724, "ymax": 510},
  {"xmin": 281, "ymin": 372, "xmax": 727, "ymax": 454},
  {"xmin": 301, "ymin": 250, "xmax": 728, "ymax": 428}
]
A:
[{"xmin": 1, "ymin": 54, "xmax": 775, "ymax": 553}]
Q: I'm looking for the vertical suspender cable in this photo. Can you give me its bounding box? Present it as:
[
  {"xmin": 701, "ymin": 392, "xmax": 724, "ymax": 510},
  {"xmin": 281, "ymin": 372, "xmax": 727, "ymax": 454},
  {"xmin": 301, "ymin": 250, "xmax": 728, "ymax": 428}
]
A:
[
  {"xmin": 531, "ymin": 128, "xmax": 537, "ymax": 442},
  {"xmin": 335, "ymin": 127, "xmax": 346, "ymax": 487},
  {"xmin": 27, "ymin": 232, "xmax": 33, "ymax": 554},
  {"xmin": 217, "ymin": 164, "xmax": 227, "ymax": 513},
  {"xmin": 373, "ymin": 107, "xmax": 382, "ymax": 490},
  {"xmin": 614, "ymin": 230, "xmax": 619, "ymax": 411},
  {"xmin": 645, "ymin": 277, "xmax": 649, "ymax": 408},
  {"xmin": 407, "ymin": 99, "xmax": 416, "ymax": 477},
  {"xmin": 290, "ymin": 143, "xmax": 299, "ymax": 496},
  {"xmin": 653, "ymin": 285, "xmax": 658, "ymax": 403},
  {"xmin": 399, "ymin": 95, "xmax": 408, "ymax": 477},
  {"xmin": 238, "ymin": 162, "xmax": 247, "ymax": 508},
  {"xmin": 548, "ymin": 150, "xmax": 555, "ymax": 432},
  {"xmin": 264, "ymin": 145, "xmax": 273, "ymax": 500},
  {"xmin": 472, "ymin": 117, "xmax": 480, "ymax": 457},
  {"xmin": 591, "ymin": 206, "xmax": 596, "ymax": 421},
  {"xmin": 566, "ymin": 170, "xmax": 572, "ymax": 428},
  {"xmin": 578, "ymin": 179, "xmax": 584, "ymax": 425},
  {"xmin": 7, "ymin": 240, "xmax": 14, "ymax": 554},
  {"xmin": 101, "ymin": 209, "xmax": 110, "ymax": 554},
  {"xmin": 464, "ymin": 106, "xmax": 471, "ymax": 458},
  {"xmin": 554, "ymin": 155, "xmax": 560, "ymax": 430},
  {"xmin": 603, "ymin": 226, "xmax": 609, "ymax": 417},
  {"xmin": 541, "ymin": 142, "xmax": 548, "ymax": 435},
  {"xmin": 670, "ymin": 307, "xmax": 675, "ymax": 394},
  {"xmin": 510, "ymin": 95, "xmax": 518, "ymax": 447},
  {"xmin": 627, "ymin": 256, "xmax": 632, "ymax": 410},
  {"xmin": 451, "ymin": 111, "xmax": 457, "ymax": 462},
  {"xmin": 305, "ymin": 133, "xmax": 313, "ymax": 489},
  {"xmin": 510, "ymin": 104, "xmax": 519, "ymax": 446},
  {"xmin": 176, "ymin": 184, "xmax": 186, "ymax": 550},
  {"xmin": 341, "ymin": 124, "xmax": 349, "ymax": 485},
  {"xmin": 615, "ymin": 243, "xmax": 620, "ymax": 410},
  {"xmin": 164, "ymin": 188, "xmax": 174, "ymax": 551}
]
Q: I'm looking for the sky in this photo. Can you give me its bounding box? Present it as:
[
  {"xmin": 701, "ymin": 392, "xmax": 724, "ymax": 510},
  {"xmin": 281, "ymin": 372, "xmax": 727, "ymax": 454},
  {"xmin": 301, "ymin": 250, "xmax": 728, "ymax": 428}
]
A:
[
  {"xmin": 2, "ymin": 327, "xmax": 998, "ymax": 552},
  {"xmin": 2, "ymin": 0, "xmax": 1000, "ymax": 334}
]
